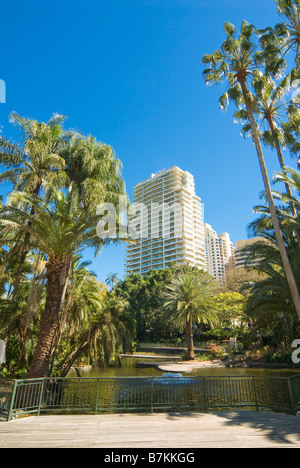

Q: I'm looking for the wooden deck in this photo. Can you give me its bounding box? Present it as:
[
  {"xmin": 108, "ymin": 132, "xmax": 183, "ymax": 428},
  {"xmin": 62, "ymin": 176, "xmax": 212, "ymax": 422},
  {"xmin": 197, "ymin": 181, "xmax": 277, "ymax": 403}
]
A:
[{"xmin": 1, "ymin": 411, "xmax": 300, "ymax": 448}]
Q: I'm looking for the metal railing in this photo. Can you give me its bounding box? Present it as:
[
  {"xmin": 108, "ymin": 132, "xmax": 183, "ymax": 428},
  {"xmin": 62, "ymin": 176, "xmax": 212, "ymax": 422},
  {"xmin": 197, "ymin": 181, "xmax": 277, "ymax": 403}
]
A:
[{"xmin": 1, "ymin": 374, "xmax": 300, "ymax": 421}]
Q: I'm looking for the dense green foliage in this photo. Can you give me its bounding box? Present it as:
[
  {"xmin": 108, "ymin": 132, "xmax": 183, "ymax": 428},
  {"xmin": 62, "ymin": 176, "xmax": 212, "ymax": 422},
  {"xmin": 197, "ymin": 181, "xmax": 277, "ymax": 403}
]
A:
[{"xmin": 0, "ymin": 114, "xmax": 132, "ymax": 377}]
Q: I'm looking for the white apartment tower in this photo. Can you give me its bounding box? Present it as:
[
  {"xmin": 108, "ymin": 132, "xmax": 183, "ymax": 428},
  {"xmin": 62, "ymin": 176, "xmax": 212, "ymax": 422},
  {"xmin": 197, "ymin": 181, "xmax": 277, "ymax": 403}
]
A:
[
  {"xmin": 125, "ymin": 166, "xmax": 207, "ymax": 276},
  {"xmin": 205, "ymin": 223, "xmax": 235, "ymax": 286}
]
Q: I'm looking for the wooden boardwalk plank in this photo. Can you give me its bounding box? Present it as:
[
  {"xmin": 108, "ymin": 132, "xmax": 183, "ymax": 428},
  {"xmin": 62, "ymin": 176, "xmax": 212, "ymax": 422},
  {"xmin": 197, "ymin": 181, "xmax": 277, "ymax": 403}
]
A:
[{"xmin": 0, "ymin": 411, "xmax": 300, "ymax": 448}]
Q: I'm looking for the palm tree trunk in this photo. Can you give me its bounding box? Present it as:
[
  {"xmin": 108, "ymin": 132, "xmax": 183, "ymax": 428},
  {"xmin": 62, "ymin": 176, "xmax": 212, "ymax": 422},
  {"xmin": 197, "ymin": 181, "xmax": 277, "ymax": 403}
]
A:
[
  {"xmin": 60, "ymin": 339, "xmax": 90, "ymax": 378},
  {"xmin": 240, "ymin": 78, "xmax": 300, "ymax": 321},
  {"xmin": 27, "ymin": 258, "xmax": 72, "ymax": 378},
  {"xmin": 11, "ymin": 230, "xmax": 31, "ymax": 296},
  {"xmin": 185, "ymin": 318, "xmax": 195, "ymax": 360},
  {"xmin": 11, "ymin": 182, "xmax": 41, "ymax": 298},
  {"xmin": 267, "ymin": 116, "xmax": 299, "ymax": 222}
]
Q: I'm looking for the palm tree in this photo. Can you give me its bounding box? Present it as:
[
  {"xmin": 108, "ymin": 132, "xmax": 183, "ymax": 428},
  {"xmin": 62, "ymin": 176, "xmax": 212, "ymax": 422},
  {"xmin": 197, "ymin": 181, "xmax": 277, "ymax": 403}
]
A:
[
  {"xmin": 0, "ymin": 183, "xmax": 124, "ymax": 378},
  {"xmin": 258, "ymin": 0, "xmax": 300, "ymax": 70},
  {"xmin": 256, "ymin": 1, "xmax": 300, "ymax": 164},
  {"xmin": 202, "ymin": 20, "xmax": 300, "ymax": 320},
  {"xmin": 245, "ymin": 263, "xmax": 300, "ymax": 350},
  {"xmin": 60, "ymin": 131, "xmax": 127, "ymax": 210},
  {"xmin": 94, "ymin": 294, "xmax": 134, "ymax": 367},
  {"xmin": 244, "ymin": 194, "xmax": 300, "ymax": 348},
  {"xmin": 236, "ymin": 73, "xmax": 300, "ymax": 219},
  {"xmin": 50, "ymin": 258, "xmax": 107, "ymax": 376},
  {"xmin": 162, "ymin": 274, "xmax": 217, "ymax": 360},
  {"xmin": 106, "ymin": 273, "xmax": 119, "ymax": 289},
  {"xmin": 0, "ymin": 112, "xmax": 67, "ymax": 193},
  {"xmin": 274, "ymin": 168, "xmax": 300, "ymax": 236},
  {"xmin": 0, "ymin": 113, "xmax": 67, "ymax": 295},
  {"xmin": 59, "ymin": 293, "xmax": 133, "ymax": 376}
]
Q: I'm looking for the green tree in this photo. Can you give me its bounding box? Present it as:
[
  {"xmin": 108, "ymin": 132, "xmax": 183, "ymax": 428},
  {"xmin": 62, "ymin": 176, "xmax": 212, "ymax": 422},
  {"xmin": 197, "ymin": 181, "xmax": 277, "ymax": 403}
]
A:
[
  {"xmin": 162, "ymin": 274, "xmax": 218, "ymax": 360},
  {"xmin": 0, "ymin": 181, "xmax": 124, "ymax": 378},
  {"xmin": 215, "ymin": 291, "xmax": 247, "ymax": 327},
  {"xmin": 115, "ymin": 269, "xmax": 174, "ymax": 342},
  {"xmin": 226, "ymin": 267, "xmax": 266, "ymax": 294},
  {"xmin": 202, "ymin": 20, "xmax": 300, "ymax": 320}
]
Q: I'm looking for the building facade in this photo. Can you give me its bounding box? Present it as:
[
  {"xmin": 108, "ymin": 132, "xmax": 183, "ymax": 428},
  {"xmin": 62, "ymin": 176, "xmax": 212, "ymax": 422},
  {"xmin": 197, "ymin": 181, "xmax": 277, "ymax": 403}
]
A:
[
  {"xmin": 125, "ymin": 166, "xmax": 207, "ymax": 276},
  {"xmin": 234, "ymin": 238, "xmax": 265, "ymax": 269},
  {"xmin": 204, "ymin": 223, "xmax": 235, "ymax": 286}
]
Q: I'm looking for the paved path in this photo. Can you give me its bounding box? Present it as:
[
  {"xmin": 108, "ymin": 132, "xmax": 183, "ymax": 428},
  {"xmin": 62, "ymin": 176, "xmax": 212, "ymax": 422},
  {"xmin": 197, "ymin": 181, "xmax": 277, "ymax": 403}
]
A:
[{"xmin": 1, "ymin": 411, "xmax": 300, "ymax": 448}]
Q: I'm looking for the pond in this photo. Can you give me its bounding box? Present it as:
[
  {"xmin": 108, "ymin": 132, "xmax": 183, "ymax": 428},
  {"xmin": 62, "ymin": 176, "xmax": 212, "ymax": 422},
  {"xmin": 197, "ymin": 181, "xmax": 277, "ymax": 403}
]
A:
[{"xmin": 68, "ymin": 355, "xmax": 300, "ymax": 379}]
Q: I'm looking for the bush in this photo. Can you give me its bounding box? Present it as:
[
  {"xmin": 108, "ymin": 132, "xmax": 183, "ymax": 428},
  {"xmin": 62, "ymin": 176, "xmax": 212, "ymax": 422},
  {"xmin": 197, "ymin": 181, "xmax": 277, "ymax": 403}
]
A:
[
  {"xmin": 263, "ymin": 350, "xmax": 293, "ymax": 364},
  {"xmin": 207, "ymin": 343, "xmax": 224, "ymax": 359},
  {"xmin": 0, "ymin": 366, "xmax": 8, "ymax": 378}
]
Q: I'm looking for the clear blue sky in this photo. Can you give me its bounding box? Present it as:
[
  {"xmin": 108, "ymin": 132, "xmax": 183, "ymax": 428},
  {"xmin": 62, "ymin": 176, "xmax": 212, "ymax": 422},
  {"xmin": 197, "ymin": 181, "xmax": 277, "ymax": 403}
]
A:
[{"xmin": 0, "ymin": 0, "xmax": 297, "ymax": 283}]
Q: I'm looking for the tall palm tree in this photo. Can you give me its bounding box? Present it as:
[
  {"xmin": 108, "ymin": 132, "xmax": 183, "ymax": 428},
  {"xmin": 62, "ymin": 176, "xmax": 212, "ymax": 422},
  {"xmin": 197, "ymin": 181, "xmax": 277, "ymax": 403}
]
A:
[
  {"xmin": 162, "ymin": 274, "xmax": 217, "ymax": 360},
  {"xmin": 256, "ymin": 1, "xmax": 300, "ymax": 163},
  {"xmin": 0, "ymin": 113, "xmax": 67, "ymax": 295},
  {"xmin": 236, "ymin": 73, "xmax": 300, "ymax": 219},
  {"xmin": 202, "ymin": 20, "xmax": 300, "ymax": 320},
  {"xmin": 0, "ymin": 183, "xmax": 124, "ymax": 378}
]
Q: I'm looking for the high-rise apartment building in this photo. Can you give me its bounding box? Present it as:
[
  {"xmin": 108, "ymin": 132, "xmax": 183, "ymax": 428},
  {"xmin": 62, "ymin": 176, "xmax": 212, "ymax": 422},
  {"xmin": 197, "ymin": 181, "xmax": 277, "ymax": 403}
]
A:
[
  {"xmin": 125, "ymin": 166, "xmax": 207, "ymax": 276},
  {"xmin": 205, "ymin": 223, "xmax": 235, "ymax": 286}
]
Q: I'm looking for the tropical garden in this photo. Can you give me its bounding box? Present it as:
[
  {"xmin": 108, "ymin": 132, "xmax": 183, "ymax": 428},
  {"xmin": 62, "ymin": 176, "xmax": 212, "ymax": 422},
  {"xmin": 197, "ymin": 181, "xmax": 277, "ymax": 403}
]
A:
[{"xmin": 0, "ymin": 0, "xmax": 300, "ymax": 379}]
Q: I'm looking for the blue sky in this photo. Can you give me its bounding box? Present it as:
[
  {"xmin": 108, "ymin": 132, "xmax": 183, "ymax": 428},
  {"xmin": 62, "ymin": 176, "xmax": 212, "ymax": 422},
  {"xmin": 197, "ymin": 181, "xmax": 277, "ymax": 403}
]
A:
[{"xmin": 0, "ymin": 0, "xmax": 297, "ymax": 283}]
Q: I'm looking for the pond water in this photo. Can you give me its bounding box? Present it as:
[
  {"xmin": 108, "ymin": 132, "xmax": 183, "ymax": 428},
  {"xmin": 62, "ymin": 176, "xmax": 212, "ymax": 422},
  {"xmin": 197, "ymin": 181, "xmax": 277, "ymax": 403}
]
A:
[{"xmin": 68, "ymin": 356, "xmax": 300, "ymax": 379}]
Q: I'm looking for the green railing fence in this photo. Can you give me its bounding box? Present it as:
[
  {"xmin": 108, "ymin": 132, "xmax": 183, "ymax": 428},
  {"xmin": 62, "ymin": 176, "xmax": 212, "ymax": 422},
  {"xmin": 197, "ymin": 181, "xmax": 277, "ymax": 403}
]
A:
[{"xmin": 1, "ymin": 374, "xmax": 300, "ymax": 421}]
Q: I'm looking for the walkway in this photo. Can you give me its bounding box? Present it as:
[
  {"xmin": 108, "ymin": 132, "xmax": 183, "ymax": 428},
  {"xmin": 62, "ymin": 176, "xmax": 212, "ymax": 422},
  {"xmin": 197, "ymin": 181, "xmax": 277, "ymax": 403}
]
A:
[{"xmin": 1, "ymin": 411, "xmax": 300, "ymax": 448}]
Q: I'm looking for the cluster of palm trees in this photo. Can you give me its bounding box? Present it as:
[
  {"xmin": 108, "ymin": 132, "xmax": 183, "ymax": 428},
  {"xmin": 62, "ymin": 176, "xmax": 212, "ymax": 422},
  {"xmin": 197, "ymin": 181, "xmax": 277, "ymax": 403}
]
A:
[
  {"xmin": 0, "ymin": 113, "xmax": 133, "ymax": 378},
  {"xmin": 202, "ymin": 0, "xmax": 300, "ymax": 326},
  {"xmin": 244, "ymin": 168, "xmax": 300, "ymax": 350}
]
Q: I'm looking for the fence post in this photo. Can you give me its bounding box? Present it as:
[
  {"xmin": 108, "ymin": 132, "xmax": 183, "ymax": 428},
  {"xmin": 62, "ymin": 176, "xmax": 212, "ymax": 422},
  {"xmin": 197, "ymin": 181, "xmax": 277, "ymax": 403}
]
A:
[
  {"xmin": 95, "ymin": 379, "xmax": 100, "ymax": 415},
  {"xmin": 37, "ymin": 379, "xmax": 45, "ymax": 417},
  {"xmin": 203, "ymin": 377, "xmax": 207, "ymax": 413},
  {"xmin": 150, "ymin": 378, "xmax": 154, "ymax": 413},
  {"xmin": 287, "ymin": 377, "xmax": 297, "ymax": 416},
  {"xmin": 252, "ymin": 376, "xmax": 259, "ymax": 412},
  {"xmin": 7, "ymin": 380, "xmax": 18, "ymax": 422}
]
